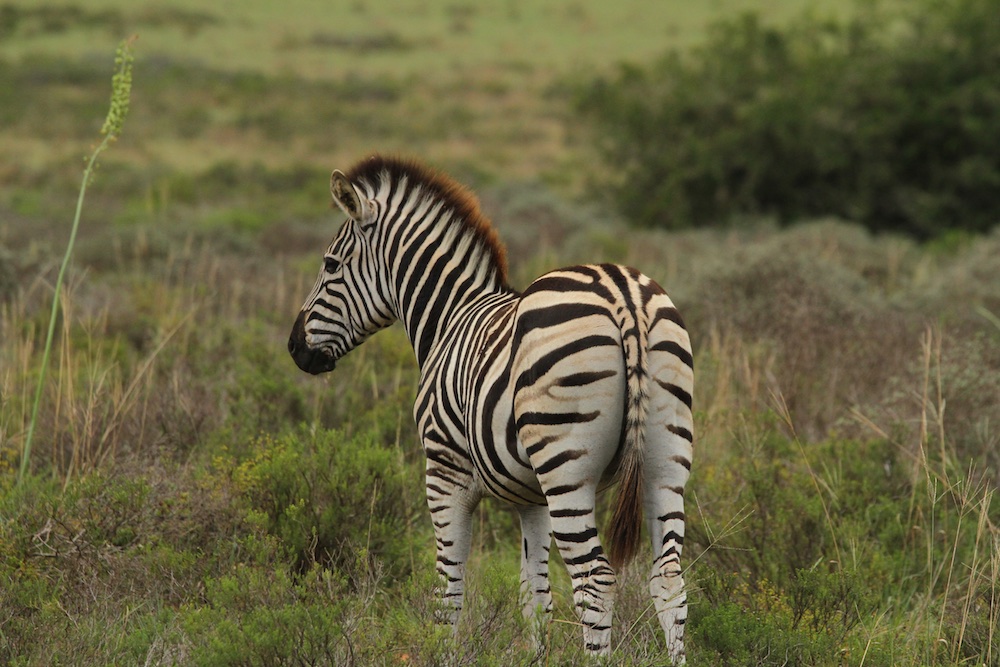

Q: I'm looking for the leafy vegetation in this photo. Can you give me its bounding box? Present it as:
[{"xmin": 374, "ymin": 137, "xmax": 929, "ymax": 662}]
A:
[
  {"xmin": 1, "ymin": 0, "xmax": 998, "ymax": 664},
  {"xmin": 579, "ymin": 0, "xmax": 1000, "ymax": 238}
]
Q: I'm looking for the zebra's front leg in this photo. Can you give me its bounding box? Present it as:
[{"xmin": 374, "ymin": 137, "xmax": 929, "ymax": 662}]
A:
[
  {"xmin": 426, "ymin": 467, "xmax": 478, "ymax": 630},
  {"xmin": 517, "ymin": 504, "xmax": 552, "ymax": 648}
]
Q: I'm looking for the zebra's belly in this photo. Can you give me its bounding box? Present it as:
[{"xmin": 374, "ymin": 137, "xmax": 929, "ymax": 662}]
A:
[{"xmin": 466, "ymin": 385, "xmax": 548, "ymax": 505}]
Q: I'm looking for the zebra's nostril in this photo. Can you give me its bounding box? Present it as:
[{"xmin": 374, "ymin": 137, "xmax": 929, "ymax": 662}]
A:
[{"xmin": 287, "ymin": 336, "xmax": 297, "ymax": 355}]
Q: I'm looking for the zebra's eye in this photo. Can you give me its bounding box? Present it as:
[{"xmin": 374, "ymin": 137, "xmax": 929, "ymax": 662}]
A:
[{"xmin": 324, "ymin": 256, "xmax": 340, "ymax": 274}]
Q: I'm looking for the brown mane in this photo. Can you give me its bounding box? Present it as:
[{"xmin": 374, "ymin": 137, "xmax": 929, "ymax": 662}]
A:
[{"xmin": 345, "ymin": 155, "xmax": 510, "ymax": 287}]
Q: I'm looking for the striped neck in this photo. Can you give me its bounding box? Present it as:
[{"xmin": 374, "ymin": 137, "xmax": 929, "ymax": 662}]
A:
[{"xmin": 349, "ymin": 156, "xmax": 515, "ymax": 367}]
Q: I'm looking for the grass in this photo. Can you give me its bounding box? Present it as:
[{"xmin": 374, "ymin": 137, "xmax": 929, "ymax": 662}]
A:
[
  {"xmin": 0, "ymin": 0, "xmax": 858, "ymax": 182},
  {"xmin": 3, "ymin": 211, "xmax": 998, "ymax": 664},
  {"xmin": 0, "ymin": 0, "xmax": 857, "ymax": 78},
  {"xmin": 1, "ymin": 0, "xmax": 998, "ymax": 664}
]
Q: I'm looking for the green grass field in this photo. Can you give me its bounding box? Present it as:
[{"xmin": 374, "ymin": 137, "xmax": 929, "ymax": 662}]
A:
[
  {"xmin": 0, "ymin": 0, "xmax": 855, "ymax": 76},
  {"xmin": 1, "ymin": 1, "xmax": 997, "ymax": 665},
  {"xmin": 0, "ymin": 0, "xmax": 856, "ymax": 178}
]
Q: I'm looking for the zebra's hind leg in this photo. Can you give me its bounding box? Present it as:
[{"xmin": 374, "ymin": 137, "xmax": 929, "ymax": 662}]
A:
[
  {"xmin": 517, "ymin": 504, "xmax": 553, "ymax": 649},
  {"xmin": 644, "ymin": 459, "xmax": 690, "ymax": 664},
  {"xmin": 649, "ymin": 550, "xmax": 686, "ymax": 664},
  {"xmin": 547, "ymin": 490, "xmax": 616, "ymax": 656}
]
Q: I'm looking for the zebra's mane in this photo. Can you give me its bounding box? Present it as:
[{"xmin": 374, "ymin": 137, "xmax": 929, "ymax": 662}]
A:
[{"xmin": 345, "ymin": 155, "xmax": 510, "ymax": 287}]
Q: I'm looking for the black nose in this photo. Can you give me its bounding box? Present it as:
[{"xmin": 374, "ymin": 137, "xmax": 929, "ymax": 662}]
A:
[{"xmin": 288, "ymin": 311, "xmax": 337, "ymax": 375}]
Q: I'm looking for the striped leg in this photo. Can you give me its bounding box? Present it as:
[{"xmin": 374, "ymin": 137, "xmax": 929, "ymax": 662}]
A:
[
  {"xmin": 518, "ymin": 504, "xmax": 553, "ymax": 647},
  {"xmin": 426, "ymin": 468, "xmax": 477, "ymax": 629},
  {"xmin": 646, "ymin": 491, "xmax": 687, "ymax": 663},
  {"xmin": 548, "ymin": 488, "xmax": 616, "ymax": 656},
  {"xmin": 644, "ymin": 438, "xmax": 691, "ymax": 664},
  {"xmin": 645, "ymin": 299, "xmax": 693, "ymax": 665}
]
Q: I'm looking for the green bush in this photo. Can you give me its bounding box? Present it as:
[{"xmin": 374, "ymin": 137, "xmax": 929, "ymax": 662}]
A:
[
  {"xmin": 687, "ymin": 416, "xmax": 999, "ymax": 665},
  {"xmin": 182, "ymin": 560, "xmax": 355, "ymax": 667},
  {"xmin": 579, "ymin": 0, "xmax": 1000, "ymax": 238},
  {"xmin": 0, "ymin": 468, "xmax": 238, "ymax": 665},
  {"xmin": 229, "ymin": 425, "xmax": 426, "ymax": 576}
]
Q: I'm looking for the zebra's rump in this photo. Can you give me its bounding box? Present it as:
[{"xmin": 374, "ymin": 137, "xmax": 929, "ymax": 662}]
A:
[{"xmin": 460, "ymin": 263, "xmax": 692, "ymax": 507}]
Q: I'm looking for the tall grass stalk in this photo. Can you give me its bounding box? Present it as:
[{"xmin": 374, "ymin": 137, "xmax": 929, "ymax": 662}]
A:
[{"xmin": 18, "ymin": 37, "xmax": 135, "ymax": 484}]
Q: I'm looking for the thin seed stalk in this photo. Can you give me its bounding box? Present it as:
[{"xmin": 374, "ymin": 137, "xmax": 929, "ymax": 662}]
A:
[
  {"xmin": 18, "ymin": 36, "xmax": 134, "ymax": 484},
  {"xmin": 19, "ymin": 137, "xmax": 112, "ymax": 482}
]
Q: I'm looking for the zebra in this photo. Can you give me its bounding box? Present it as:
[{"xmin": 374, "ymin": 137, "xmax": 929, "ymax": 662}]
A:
[{"xmin": 287, "ymin": 155, "xmax": 694, "ymax": 662}]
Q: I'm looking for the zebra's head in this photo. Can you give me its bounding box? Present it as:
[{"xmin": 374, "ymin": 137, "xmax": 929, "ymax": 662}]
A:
[{"xmin": 288, "ymin": 170, "xmax": 395, "ymax": 375}]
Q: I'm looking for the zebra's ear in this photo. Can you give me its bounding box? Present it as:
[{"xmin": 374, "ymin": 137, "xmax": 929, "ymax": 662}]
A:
[{"xmin": 330, "ymin": 170, "xmax": 371, "ymax": 220}]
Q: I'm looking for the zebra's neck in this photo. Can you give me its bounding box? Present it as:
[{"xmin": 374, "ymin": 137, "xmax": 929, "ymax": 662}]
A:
[{"xmin": 369, "ymin": 177, "xmax": 515, "ymax": 368}]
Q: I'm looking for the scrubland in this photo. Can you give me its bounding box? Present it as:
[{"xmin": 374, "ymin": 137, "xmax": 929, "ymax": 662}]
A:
[{"xmin": 1, "ymin": 1, "xmax": 997, "ymax": 665}]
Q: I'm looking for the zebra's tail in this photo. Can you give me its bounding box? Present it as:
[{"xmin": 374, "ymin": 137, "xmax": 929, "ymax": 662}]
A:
[{"xmin": 607, "ymin": 300, "xmax": 649, "ymax": 572}]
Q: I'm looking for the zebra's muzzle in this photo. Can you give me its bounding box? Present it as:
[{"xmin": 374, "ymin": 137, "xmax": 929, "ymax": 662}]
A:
[{"xmin": 288, "ymin": 311, "xmax": 338, "ymax": 375}]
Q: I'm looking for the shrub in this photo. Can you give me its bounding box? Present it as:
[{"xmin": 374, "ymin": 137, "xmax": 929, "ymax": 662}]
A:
[
  {"xmin": 229, "ymin": 425, "xmax": 426, "ymax": 576},
  {"xmin": 687, "ymin": 415, "xmax": 999, "ymax": 665},
  {"xmin": 0, "ymin": 466, "xmax": 241, "ymax": 665},
  {"xmin": 683, "ymin": 227, "xmax": 913, "ymax": 438},
  {"xmin": 182, "ymin": 560, "xmax": 356, "ymax": 667},
  {"xmin": 578, "ymin": 0, "xmax": 1000, "ymax": 238}
]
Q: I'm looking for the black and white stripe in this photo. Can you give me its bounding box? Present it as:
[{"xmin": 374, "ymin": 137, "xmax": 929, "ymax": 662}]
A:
[{"xmin": 288, "ymin": 156, "xmax": 693, "ymax": 663}]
